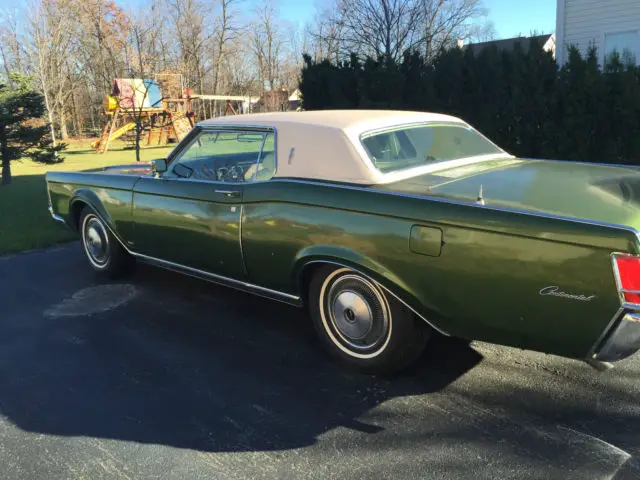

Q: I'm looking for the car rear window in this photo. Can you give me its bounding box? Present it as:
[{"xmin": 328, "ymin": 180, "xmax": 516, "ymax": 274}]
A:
[{"xmin": 360, "ymin": 123, "xmax": 504, "ymax": 174}]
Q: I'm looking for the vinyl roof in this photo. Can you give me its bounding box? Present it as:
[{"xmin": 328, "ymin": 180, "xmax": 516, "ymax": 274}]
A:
[
  {"xmin": 195, "ymin": 109, "xmax": 482, "ymax": 185},
  {"xmin": 197, "ymin": 109, "xmax": 463, "ymax": 132}
]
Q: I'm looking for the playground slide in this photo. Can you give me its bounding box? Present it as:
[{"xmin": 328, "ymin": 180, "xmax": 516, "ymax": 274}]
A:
[
  {"xmin": 91, "ymin": 120, "xmax": 137, "ymax": 149},
  {"xmin": 108, "ymin": 121, "xmax": 137, "ymax": 141}
]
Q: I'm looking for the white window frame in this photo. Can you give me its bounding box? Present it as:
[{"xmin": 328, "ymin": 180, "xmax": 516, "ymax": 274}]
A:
[{"xmin": 600, "ymin": 29, "xmax": 640, "ymax": 67}]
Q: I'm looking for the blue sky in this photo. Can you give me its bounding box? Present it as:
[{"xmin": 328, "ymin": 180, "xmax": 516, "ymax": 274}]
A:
[
  {"xmin": 272, "ymin": 0, "xmax": 557, "ymax": 39},
  {"xmin": 2, "ymin": 0, "xmax": 557, "ymax": 40}
]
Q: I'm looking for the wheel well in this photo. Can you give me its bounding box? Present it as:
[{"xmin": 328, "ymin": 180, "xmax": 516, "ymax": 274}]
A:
[
  {"xmin": 299, "ymin": 262, "xmax": 327, "ymax": 305},
  {"xmin": 298, "ymin": 260, "xmax": 447, "ymax": 335},
  {"xmin": 69, "ymin": 200, "xmax": 88, "ymax": 232}
]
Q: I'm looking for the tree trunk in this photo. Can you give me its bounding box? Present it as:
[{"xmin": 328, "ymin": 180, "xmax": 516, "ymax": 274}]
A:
[
  {"xmin": 71, "ymin": 92, "xmax": 82, "ymax": 137},
  {"xmin": 135, "ymin": 111, "xmax": 142, "ymax": 162},
  {"xmin": 0, "ymin": 128, "xmax": 12, "ymax": 186},
  {"xmin": 59, "ymin": 107, "xmax": 69, "ymax": 140},
  {"xmin": 37, "ymin": 50, "xmax": 57, "ymax": 148},
  {"xmin": 0, "ymin": 45, "xmax": 12, "ymax": 85}
]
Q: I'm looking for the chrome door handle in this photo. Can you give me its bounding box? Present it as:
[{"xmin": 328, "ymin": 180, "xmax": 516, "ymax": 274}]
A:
[{"xmin": 215, "ymin": 189, "xmax": 240, "ymax": 198}]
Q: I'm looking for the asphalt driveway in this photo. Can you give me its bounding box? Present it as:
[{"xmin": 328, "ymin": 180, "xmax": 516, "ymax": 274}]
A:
[{"xmin": 1, "ymin": 243, "xmax": 639, "ymax": 479}]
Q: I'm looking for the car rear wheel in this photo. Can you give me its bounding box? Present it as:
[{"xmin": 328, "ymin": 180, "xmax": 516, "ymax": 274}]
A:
[
  {"xmin": 79, "ymin": 205, "xmax": 134, "ymax": 279},
  {"xmin": 308, "ymin": 265, "xmax": 431, "ymax": 374}
]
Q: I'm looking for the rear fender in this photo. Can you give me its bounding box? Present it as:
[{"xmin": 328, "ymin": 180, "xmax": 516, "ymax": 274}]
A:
[{"xmin": 292, "ymin": 245, "xmax": 450, "ymax": 336}]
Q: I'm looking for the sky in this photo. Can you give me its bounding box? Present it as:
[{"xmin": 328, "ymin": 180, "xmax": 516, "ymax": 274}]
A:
[
  {"xmin": 268, "ymin": 0, "xmax": 557, "ymax": 40},
  {"xmin": 1, "ymin": 0, "xmax": 558, "ymax": 41}
]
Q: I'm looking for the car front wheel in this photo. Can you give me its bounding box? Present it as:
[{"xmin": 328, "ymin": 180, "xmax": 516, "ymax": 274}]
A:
[
  {"xmin": 79, "ymin": 205, "xmax": 134, "ymax": 279},
  {"xmin": 309, "ymin": 265, "xmax": 431, "ymax": 374}
]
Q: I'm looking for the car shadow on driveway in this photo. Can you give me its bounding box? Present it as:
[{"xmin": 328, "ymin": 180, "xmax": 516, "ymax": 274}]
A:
[
  {"xmin": 2, "ymin": 250, "xmax": 640, "ymax": 478},
  {"xmin": 0, "ymin": 262, "xmax": 484, "ymax": 453}
]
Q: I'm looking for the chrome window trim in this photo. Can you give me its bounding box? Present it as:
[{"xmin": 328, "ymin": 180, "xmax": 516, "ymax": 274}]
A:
[
  {"xmin": 247, "ymin": 132, "xmax": 268, "ymax": 183},
  {"xmin": 238, "ymin": 204, "xmax": 248, "ymax": 277},
  {"xmin": 301, "ymin": 259, "xmax": 450, "ymax": 336},
  {"xmin": 353, "ymin": 120, "xmax": 513, "ymax": 184},
  {"xmin": 52, "ymin": 174, "xmax": 640, "ymax": 239},
  {"xmin": 161, "ymin": 125, "xmax": 277, "ymax": 186}
]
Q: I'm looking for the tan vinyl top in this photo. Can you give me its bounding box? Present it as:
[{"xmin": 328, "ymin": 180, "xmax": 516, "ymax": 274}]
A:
[{"xmin": 197, "ymin": 109, "xmax": 470, "ymax": 185}]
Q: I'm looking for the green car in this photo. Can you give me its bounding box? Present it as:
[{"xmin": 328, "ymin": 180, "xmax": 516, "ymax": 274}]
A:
[{"xmin": 45, "ymin": 110, "xmax": 640, "ymax": 374}]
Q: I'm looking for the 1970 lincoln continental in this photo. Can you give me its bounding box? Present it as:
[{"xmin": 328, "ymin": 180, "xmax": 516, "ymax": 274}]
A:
[{"xmin": 45, "ymin": 110, "xmax": 640, "ymax": 374}]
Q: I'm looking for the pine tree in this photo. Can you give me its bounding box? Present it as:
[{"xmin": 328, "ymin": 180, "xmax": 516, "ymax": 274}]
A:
[{"xmin": 0, "ymin": 73, "xmax": 65, "ymax": 186}]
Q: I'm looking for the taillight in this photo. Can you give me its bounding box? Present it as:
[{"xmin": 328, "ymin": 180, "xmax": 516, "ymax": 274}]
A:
[{"xmin": 613, "ymin": 254, "xmax": 640, "ymax": 305}]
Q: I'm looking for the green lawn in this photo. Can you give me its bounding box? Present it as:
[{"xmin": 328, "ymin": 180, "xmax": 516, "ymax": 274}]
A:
[{"xmin": 0, "ymin": 140, "xmax": 174, "ymax": 255}]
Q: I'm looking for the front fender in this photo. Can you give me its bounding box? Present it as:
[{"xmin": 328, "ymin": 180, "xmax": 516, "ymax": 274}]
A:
[
  {"xmin": 70, "ymin": 188, "xmax": 111, "ymax": 227},
  {"xmin": 292, "ymin": 245, "xmax": 450, "ymax": 336},
  {"xmin": 69, "ymin": 187, "xmax": 134, "ymax": 246}
]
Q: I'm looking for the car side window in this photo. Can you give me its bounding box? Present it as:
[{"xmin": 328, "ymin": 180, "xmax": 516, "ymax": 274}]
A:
[
  {"xmin": 166, "ymin": 129, "xmax": 274, "ymax": 183},
  {"xmin": 243, "ymin": 133, "xmax": 276, "ymax": 182}
]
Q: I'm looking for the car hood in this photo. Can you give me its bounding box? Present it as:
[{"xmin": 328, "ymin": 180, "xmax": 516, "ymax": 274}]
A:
[{"xmin": 379, "ymin": 157, "xmax": 640, "ymax": 228}]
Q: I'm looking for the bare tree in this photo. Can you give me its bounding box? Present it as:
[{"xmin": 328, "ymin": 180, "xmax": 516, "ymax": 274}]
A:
[
  {"xmin": 119, "ymin": 14, "xmax": 161, "ymax": 162},
  {"xmin": 29, "ymin": 0, "xmax": 77, "ymax": 145},
  {"xmin": 0, "ymin": 9, "xmax": 29, "ymax": 81},
  {"xmin": 212, "ymin": 0, "xmax": 242, "ymax": 95},
  {"xmin": 221, "ymin": 35, "xmax": 260, "ymax": 96},
  {"xmin": 308, "ymin": 0, "xmax": 490, "ymax": 62},
  {"xmin": 250, "ymin": 0, "xmax": 286, "ymax": 110},
  {"xmin": 419, "ymin": 0, "xmax": 489, "ymax": 60},
  {"xmin": 167, "ymin": 0, "xmax": 215, "ymax": 93},
  {"xmin": 304, "ymin": 1, "xmax": 348, "ymax": 63}
]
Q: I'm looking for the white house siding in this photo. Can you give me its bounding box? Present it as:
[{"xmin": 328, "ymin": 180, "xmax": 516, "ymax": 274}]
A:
[{"xmin": 556, "ymin": 0, "xmax": 640, "ymax": 65}]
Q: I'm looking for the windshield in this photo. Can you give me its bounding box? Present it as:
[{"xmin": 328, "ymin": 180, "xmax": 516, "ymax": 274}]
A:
[{"xmin": 360, "ymin": 123, "xmax": 505, "ymax": 174}]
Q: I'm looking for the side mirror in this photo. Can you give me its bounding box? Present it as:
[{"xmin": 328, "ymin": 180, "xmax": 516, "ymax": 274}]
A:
[{"xmin": 151, "ymin": 158, "xmax": 167, "ymax": 177}]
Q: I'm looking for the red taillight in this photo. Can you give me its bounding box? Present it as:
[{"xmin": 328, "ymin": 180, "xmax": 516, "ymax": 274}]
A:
[{"xmin": 614, "ymin": 255, "xmax": 640, "ymax": 304}]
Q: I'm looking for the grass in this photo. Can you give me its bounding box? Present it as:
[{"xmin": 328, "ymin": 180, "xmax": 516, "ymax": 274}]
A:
[{"xmin": 0, "ymin": 139, "xmax": 174, "ymax": 255}]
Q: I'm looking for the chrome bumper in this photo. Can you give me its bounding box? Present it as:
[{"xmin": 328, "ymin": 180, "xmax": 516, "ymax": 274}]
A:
[
  {"xmin": 48, "ymin": 205, "xmax": 66, "ymax": 224},
  {"xmin": 593, "ymin": 313, "xmax": 640, "ymax": 362}
]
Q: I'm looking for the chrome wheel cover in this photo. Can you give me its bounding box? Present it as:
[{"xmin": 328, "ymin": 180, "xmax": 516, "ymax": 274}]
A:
[
  {"xmin": 320, "ymin": 269, "xmax": 392, "ymax": 359},
  {"xmin": 82, "ymin": 214, "xmax": 110, "ymax": 268}
]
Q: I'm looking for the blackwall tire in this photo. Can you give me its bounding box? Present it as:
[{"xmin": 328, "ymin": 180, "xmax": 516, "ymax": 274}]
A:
[
  {"xmin": 309, "ymin": 265, "xmax": 431, "ymax": 375},
  {"xmin": 79, "ymin": 206, "xmax": 134, "ymax": 279}
]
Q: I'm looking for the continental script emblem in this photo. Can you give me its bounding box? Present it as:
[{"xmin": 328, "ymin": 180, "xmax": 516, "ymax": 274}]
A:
[{"xmin": 539, "ymin": 286, "xmax": 596, "ymax": 302}]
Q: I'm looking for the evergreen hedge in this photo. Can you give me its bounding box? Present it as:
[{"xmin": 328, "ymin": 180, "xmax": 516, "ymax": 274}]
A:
[{"xmin": 299, "ymin": 41, "xmax": 640, "ymax": 165}]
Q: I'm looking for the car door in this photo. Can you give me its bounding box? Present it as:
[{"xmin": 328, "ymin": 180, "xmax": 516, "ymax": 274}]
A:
[{"xmin": 130, "ymin": 126, "xmax": 274, "ymax": 280}]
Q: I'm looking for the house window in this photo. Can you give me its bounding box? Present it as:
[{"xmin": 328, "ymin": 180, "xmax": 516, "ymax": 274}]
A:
[{"xmin": 604, "ymin": 30, "xmax": 639, "ymax": 66}]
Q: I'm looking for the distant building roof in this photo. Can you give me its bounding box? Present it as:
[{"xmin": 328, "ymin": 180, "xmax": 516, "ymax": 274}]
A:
[{"xmin": 462, "ymin": 34, "xmax": 556, "ymax": 57}]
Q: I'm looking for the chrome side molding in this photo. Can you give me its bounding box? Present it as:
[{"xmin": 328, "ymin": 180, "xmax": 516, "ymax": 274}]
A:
[
  {"xmin": 132, "ymin": 252, "xmax": 302, "ymax": 306},
  {"xmin": 585, "ymin": 358, "xmax": 614, "ymax": 371},
  {"xmin": 48, "ymin": 206, "xmax": 67, "ymax": 224},
  {"xmin": 269, "ymin": 179, "xmax": 640, "ymax": 240},
  {"xmin": 60, "ymin": 201, "xmax": 300, "ymax": 306}
]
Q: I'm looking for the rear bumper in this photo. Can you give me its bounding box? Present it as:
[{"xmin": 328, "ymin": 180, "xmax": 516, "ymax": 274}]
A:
[{"xmin": 593, "ymin": 311, "xmax": 640, "ymax": 362}]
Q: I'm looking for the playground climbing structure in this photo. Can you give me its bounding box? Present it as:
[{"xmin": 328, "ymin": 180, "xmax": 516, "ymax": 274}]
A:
[{"xmin": 91, "ymin": 77, "xmax": 196, "ymax": 153}]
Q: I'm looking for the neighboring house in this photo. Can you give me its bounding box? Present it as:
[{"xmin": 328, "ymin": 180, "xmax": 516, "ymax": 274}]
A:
[
  {"xmin": 556, "ymin": 0, "xmax": 640, "ymax": 66},
  {"xmin": 288, "ymin": 89, "xmax": 302, "ymax": 111},
  {"xmin": 461, "ymin": 34, "xmax": 556, "ymax": 58}
]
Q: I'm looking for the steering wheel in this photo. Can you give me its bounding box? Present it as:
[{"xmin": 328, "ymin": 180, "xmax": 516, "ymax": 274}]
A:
[{"xmin": 217, "ymin": 165, "xmax": 246, "ymax": 182}]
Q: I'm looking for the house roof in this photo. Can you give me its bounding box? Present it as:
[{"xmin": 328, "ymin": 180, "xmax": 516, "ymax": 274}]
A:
[{"xmin": 463, "ymin": 34, "xmax": 555, "ymax": 56}]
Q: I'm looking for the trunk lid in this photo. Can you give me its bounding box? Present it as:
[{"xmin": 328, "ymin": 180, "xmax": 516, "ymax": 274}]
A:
[{"xmin": 379, "ymin": 157, "xmax": 640, "ymax": 228}]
